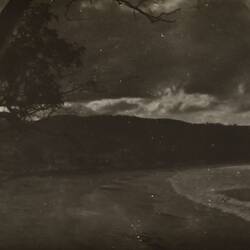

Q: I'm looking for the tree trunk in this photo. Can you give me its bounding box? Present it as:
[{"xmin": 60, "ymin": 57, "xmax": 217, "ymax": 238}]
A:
[{"xmin": 0, "ymin": 0, "xmax": 33, "ymax": 58}]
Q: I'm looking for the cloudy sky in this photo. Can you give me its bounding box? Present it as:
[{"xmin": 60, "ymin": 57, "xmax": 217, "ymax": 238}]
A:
[{"xmin": 48, "ymin": 0, "xmax": 250, "ymax": 124}]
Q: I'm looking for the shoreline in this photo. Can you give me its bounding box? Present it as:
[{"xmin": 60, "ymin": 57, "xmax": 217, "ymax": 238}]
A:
[{"xmin": 170, "ymin": 164, "xmax": 250, "ymax": 222}]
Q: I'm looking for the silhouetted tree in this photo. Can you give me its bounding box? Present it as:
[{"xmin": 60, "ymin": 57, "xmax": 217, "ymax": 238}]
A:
[{"xmin": 0, "ymin": 1, "xmax": 84, "ymax": 121}]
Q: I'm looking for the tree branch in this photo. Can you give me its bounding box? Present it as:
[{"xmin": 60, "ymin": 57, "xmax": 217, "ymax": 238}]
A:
[
  {"xmin": 115, "ymin": 0, "xmax": 180, "ymax": 23},
  {"xmin": 64, "ymin": 0, "xmax": 180, "ymax": 23}
]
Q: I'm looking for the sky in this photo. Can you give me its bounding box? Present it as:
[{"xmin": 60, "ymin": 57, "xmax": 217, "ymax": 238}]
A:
[{"xmin": 46, "ymin": 0, "xmax": 250, "ymax": 124}]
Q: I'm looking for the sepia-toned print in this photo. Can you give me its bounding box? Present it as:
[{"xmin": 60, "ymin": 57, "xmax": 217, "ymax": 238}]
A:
[{"xmin": 0, "ymin": 1, "xmax": 250, "ymax": 249}]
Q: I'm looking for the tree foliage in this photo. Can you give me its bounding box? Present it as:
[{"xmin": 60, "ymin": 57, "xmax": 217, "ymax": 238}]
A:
[{"xmin": 0, "ymin": 1, "xmax": 84, "ymax": 121}]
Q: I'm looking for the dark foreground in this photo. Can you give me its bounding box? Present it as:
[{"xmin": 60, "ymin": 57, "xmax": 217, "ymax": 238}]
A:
[{"xmin": 1, "ymin": 165, "xmax": 250, "ymax": 250}]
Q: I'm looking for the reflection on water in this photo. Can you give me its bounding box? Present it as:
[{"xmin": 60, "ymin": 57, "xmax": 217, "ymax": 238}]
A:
[{"xmin": 0, "ymin": 168, "xmax": 250, "ymax": 249}]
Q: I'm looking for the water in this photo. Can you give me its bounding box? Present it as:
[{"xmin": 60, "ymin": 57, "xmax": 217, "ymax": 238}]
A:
[
  {"xmin": 171, "ymin": 165, "xmax": 250, "ymax": 222},
  {"xmin": 0, "ymin": 166, "xmax": 250, "ymax": 249}
]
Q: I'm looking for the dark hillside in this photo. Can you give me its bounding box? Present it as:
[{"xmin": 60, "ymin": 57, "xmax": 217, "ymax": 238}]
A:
[{"xmin": 0, "ymin": 115, "xmax": 250, "ymax": 172}]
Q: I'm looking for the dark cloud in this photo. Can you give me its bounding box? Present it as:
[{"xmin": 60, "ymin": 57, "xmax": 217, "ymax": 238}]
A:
[
  {"xmin": 180, "ymin": 0, "xmax": 250, "ymax": 98},
  {"xmin": 50, "ymin": 0, "xmax": 182, "ymax": 98}
]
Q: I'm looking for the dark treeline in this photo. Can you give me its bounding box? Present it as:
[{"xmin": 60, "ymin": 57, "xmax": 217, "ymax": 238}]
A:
[{"xmin": 0, "ymin": 115, "xmax": 249, "ymax": 172}]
